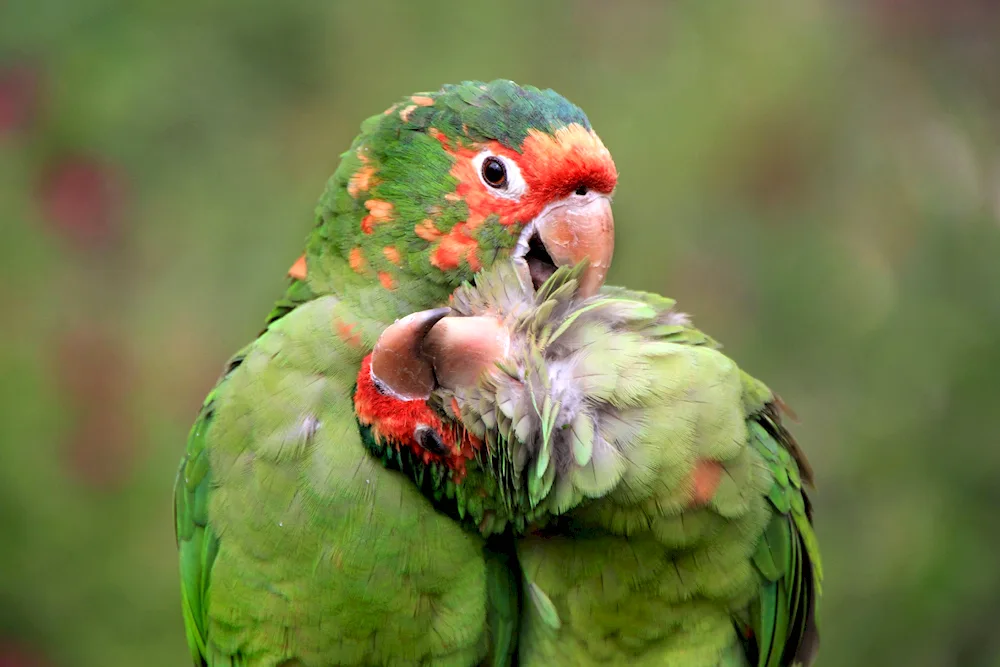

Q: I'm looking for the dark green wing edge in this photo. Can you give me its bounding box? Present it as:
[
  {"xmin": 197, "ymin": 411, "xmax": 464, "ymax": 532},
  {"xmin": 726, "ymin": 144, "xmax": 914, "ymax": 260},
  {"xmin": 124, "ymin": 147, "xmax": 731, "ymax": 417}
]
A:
[
  {"xmin": 746, "ymin": 404, "xmax": 823, "ymax": 667},
  {"xmin": 174, "ymin": 355, "xmax": 246, "ymax": 667},
  {"xmin": 174, "ymin": 401, "xmax": 216, "ymax": 666},
  {"xmin": 264, "ymin": 277, "xmax": 316, "ymax": 329}
]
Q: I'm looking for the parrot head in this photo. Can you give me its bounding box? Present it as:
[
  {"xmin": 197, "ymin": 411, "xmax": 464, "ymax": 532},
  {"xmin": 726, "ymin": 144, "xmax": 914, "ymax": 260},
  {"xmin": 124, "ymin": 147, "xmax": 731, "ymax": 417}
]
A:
[
  {"xmin": 361, "ymin": 263, "xmax": 675, "ymax": 531},
  {"xmin": 299, "ymin": 79, "xmax": 617, "ymax": 319}
]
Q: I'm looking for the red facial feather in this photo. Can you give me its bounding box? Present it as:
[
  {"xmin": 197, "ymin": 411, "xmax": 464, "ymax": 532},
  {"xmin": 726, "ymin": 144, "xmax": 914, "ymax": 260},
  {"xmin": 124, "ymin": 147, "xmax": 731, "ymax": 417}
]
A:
[
  {"xmin": 444, "ymin": 123, "xmax": 618, "ymax": 234},
  {"xmin": 519, "ymin": 125, "xmax": 618, "ymax": 203},
  {"xmin": 354, "ymin": 355, "xmax": 480, "ymax": 479}
]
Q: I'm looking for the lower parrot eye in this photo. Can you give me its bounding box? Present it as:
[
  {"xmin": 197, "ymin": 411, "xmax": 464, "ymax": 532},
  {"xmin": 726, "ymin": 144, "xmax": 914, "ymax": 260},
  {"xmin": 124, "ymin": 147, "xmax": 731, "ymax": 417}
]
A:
[
  {"xmin": 414, "ymin": 425, "xmax": 448, "ymax": 456},
  {"xmin": 481, "ymin": 157, "xmax": 508, "ymax": 188}
]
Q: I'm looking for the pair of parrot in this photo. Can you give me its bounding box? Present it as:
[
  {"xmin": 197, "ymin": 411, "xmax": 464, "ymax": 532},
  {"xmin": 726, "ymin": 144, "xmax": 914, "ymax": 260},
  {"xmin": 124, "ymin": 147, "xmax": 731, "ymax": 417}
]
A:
[{"xmin": 174, "ymin": 80, "xmax": 822, "ymax": 667}]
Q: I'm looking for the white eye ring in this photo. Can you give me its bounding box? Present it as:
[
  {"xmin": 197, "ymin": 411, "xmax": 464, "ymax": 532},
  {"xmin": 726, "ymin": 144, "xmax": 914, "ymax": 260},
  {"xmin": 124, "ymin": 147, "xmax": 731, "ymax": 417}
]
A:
[{"xmin": 472, "ymin": 150, "xmax": 527, "ymax": 201}]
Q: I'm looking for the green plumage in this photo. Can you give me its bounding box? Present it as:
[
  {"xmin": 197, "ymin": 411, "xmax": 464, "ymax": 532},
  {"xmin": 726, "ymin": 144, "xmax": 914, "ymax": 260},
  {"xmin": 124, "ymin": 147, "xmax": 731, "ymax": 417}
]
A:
[
  {"xmin": 175, "ymin": 77, "xmax": 819, "ymax": 667},
  {"xmin": 175, "ymin": 81, "xmax": 599, "ymax": 666},
  {"xmin": 175, "ymin": 298, "xmax": 493, "ymax": 665},
  {"xmin": 431, "ymin": 263, "xmax": 823, "ymax": 666}
]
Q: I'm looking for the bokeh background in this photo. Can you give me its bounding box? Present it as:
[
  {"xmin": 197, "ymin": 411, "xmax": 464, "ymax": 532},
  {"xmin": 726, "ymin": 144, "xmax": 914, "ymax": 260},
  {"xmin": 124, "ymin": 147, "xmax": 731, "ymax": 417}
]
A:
[{"xmin": 3, "ymin": 1, "xmax": 1000, "ymax": 665}]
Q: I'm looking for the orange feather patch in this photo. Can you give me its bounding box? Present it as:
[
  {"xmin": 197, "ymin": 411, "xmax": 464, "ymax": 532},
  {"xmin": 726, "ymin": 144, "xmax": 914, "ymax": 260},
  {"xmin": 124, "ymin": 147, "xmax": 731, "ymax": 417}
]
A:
[
  {"xmin": 427, "ymin": 127, "xmax": 449, "ymax": 147},
  {"xmin": 378, "ymin": 271, "xmax": 396, "ymax": 289},
  {"xmin": 348, "ymin": 165, "xmax": 377, "ymax": 198},
  {"xmin": 430, "ymin": 223, "xmax": 479, "ymax": 271},
  {"xmin": 382, "ymin": 246, "xmax": 402, "ymax": 265},
  {"xmin": 349, "ymin": 247, "xmax": 368, "ymax": 275},
  {"xmin": 415, "ymin": 219, "xmax": 441, "ymax": 242},
  {"xmin": 287, "ymin": 254, "xmax": 307, "ymax": 280},
  {"xmin": 399, "ymin": 104, "xmax": 417, "ymax": 122},
  {"xmin": 361, "ymin": 199, "xmax": 394, "ymax": 234},
  {"xmin": 333, "ymin": 317, "xmax": 363, "ymax": 348},
  {"xmin": 689, "ymin": 459, "xmax": 723, "ymax": 506}
]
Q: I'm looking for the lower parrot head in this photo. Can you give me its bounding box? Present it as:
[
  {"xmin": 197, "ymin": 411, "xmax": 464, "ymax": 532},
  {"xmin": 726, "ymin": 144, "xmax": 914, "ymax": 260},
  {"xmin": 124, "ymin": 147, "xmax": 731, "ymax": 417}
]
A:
[
  {"xmin": 304, "ymin": 80, "xmax": 617, "ymax": 308},
  {"xmin": 361, "ymin": 263, "xmax": 688, "ymax": 532}
]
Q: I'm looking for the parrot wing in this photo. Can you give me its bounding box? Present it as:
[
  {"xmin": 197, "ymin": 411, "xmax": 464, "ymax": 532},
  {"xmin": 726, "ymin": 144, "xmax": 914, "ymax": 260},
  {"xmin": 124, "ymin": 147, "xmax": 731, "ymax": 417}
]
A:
[
  {"xmin": 745, "ymin": 405, "xmax": 822, "ymax": 667},
  {"xmin": 174, "ymin": 354, "xmax": 244, "ymax": 667}
]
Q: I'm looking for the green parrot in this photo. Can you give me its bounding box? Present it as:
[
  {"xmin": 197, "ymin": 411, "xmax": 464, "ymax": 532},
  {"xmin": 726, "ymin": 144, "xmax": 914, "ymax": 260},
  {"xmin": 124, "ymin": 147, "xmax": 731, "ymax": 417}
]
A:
[
  {"xmin": 365, "ymin": 261, "xmax": 822, "ymax": 667},
  {"xmin": 173, "ymin": 80, "xmax": 620, "ymax": 666}
]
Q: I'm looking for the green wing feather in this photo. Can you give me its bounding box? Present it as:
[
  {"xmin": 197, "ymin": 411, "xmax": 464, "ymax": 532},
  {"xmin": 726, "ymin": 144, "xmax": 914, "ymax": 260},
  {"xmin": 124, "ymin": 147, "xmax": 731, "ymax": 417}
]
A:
[
  {"xmin": 747, "ymin": 407, "xmax": 822, "ymax": 667},
  {"xmin": 174, "ymin": 355, "xmax": 244, "ymax": 667},
  {"xmin": 174, "ymin": 403, "xmax": 216, "ymax": 667}
]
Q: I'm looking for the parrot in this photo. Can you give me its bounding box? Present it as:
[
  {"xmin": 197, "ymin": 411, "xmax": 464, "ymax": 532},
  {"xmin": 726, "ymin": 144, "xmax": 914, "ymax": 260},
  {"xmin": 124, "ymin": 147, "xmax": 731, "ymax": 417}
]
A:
[
  {"xmin": 173, "ymin": 79, "xmax": 620, "ymax": 666},
  {"xmin": 361, "ymin": 260, "xmax": 822, "ymax": 667}
]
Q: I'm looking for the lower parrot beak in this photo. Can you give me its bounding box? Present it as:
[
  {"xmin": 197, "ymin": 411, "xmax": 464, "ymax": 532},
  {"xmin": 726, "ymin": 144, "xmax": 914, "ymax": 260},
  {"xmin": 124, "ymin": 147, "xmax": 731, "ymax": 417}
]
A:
[
  {"xmin": 514, "ymin": 192, "xmax": 614, "ymax": 297},
  {"xmin": 370, "ymin": 308, "xmax": 451, "ymax": 400},
  {"xmin": 370, "ymin": 310, "xmax": 508, "ymax": 401}
]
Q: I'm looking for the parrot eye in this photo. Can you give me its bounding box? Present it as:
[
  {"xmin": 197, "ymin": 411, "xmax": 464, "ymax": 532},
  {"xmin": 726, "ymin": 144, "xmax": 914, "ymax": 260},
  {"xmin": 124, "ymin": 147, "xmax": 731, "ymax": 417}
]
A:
[
  {"xmin": 473, "ymin": 151, "xmax": 527, "ymax": 201},
  {"xmin": 414, "ymin": 425, "xmax": 448, "ymax": 456},
  {"xmin": 481, "ymin": 157, "xmax": 507, "ymax": 188}
]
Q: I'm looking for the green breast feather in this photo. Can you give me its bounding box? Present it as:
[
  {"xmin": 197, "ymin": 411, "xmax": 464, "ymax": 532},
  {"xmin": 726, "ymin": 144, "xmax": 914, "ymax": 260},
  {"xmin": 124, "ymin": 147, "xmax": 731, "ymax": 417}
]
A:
[{"xmin": 174, "ymin": 297, "xmax": 500, "ymax": 666}]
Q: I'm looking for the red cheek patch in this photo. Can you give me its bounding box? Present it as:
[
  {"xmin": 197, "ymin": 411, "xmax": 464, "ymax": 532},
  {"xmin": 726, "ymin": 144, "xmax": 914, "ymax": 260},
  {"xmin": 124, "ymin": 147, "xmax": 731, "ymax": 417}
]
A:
[
  {"xmin": 354, "ymin": 356, "xmax": 480, "ymax": 479},
  {"xmin": 520, "ymin": 125, "xmax": 618, "ymax": 202}
]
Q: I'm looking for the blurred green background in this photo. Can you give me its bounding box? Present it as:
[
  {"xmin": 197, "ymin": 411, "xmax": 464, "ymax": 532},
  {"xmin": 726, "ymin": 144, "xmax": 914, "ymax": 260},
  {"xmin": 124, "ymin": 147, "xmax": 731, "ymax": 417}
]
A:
[{"xmin": 3, "ymin": 1, "xmax": 1000, "ymax": 665}]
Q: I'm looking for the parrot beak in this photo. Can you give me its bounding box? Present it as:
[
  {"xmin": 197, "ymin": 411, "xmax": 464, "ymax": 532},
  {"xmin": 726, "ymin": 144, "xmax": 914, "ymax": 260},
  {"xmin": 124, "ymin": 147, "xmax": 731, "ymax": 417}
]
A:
[
  {"xmin": 369, "ymin": 308, "xmax": 451, "ymax": 400},
  {"xmin": 515, "ymin": 192, "xmax": 614, "ymax": 298},
  {"xmin": 422, "ymin": 316, "xmax": 510, "ymax": 390},
  {"xmin": 370, "ymin": 311, "xmax": 510, "ymax": 401}
]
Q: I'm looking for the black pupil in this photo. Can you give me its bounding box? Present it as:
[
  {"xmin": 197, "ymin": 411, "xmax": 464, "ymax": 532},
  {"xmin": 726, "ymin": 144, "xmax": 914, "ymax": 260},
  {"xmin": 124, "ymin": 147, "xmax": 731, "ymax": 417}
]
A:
[
  {"xmin": 415, "ymin": 426, "xmax": 448, "ymax": 455},
  {"xmin": 482, "ymin": 157, "xmax": 507, "ymax": 188}
]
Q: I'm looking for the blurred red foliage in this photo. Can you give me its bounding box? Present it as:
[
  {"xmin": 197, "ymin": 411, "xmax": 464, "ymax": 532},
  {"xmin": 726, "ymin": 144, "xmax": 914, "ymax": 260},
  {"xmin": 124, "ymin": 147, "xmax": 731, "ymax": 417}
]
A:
[
  {"xmin": 0, "ymin": 643, "xmax": 50, "ymax": 667},
  {"xmin": 37, "ymin": 157, "xmax": 127, "ymax": 249},
  {"xmin": 0, "ymin": 63, "xmax": 40, "ymax": 136},
  {"xmin": 54, "ymin": 327, "xmax": 137, "ymax": 489}
]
